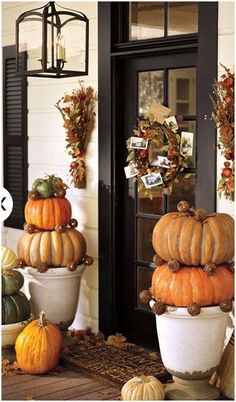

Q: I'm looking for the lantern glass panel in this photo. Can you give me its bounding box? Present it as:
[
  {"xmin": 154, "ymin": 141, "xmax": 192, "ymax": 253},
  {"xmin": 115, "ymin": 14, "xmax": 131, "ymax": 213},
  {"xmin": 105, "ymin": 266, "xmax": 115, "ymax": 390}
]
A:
[
  {"xmin": 58, "ymin": 15, "xmax": 87, "ymax": 72},
  {"xmin": 18, "ymin": 14, "xmax": 42, "ymax": 72}
]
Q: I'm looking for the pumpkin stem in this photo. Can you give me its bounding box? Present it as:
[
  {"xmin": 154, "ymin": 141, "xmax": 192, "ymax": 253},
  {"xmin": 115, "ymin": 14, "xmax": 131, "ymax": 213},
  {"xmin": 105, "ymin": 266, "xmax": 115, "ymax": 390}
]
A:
[
  {"xmin": 140, "ymin": 374, "xmax": 150, "ymax": 383},
  {"xmin": 39, "ymin": 311, "xmax": 47, "ymax": 327}
]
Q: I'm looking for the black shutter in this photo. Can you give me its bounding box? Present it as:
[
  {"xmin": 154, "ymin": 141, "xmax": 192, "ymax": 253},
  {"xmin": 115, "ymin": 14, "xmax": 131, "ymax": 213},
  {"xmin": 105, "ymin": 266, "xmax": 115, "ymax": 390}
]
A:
[{"xmin": 3, "ymin": 45, "xmax": 28, "ymax": 229}]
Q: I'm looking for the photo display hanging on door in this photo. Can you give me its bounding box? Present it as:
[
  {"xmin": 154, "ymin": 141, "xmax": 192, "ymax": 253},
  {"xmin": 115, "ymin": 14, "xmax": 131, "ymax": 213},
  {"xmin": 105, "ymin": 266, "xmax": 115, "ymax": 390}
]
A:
[{"xmin": 125, "ymin": 102, "xmax": 193, "ymax": 199}]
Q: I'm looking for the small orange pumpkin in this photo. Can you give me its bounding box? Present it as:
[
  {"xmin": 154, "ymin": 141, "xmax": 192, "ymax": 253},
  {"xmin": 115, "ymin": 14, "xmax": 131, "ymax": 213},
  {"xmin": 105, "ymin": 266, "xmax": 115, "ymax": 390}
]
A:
[
  {"xmin": 151, "ymin": 263, "xmax": 234, "ymax": 307},
  {"xmin": 25, "ymin": 197, "xmax": 72, "ymax": 230},
  {"xmin": 15, "ymin": 311, "xmax": 62, "ymax": 374},
  {"xmin": 152, "ymin": 204, "xmax": 234, "ymax": 266}
]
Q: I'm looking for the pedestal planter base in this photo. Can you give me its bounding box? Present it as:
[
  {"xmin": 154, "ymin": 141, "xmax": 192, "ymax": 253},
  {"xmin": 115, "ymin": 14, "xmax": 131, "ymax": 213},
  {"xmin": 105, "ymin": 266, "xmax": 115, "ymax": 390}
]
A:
[
  {"xmin": 165, "ymin": 376, "xmax": 220, "ymax": 400},
  {"xmin": 19, "ymin": 265, "xmax": 85, "ymax": 330},
  {"xmin": 150, "ymin": 301, "xmax": 231, "ymax": 400}
]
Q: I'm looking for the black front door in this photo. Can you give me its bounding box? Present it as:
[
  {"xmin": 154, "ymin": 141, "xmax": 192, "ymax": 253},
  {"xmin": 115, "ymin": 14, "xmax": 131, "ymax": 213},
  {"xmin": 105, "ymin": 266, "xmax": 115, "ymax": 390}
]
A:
[
  {"xmin": 98, "ymin": 2, "xmax": 218, "ymax": 349},
  {"xmin": 115, "ymin": 51, "xmax": 197, "ymax": 347}
]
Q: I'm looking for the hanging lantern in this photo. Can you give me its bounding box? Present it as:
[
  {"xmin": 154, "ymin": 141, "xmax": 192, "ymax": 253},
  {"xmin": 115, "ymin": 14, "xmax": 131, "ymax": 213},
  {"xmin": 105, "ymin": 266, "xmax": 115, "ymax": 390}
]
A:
[{"xmin": 16, "ymin": 1, "xmax": 89, "ymax": 78}]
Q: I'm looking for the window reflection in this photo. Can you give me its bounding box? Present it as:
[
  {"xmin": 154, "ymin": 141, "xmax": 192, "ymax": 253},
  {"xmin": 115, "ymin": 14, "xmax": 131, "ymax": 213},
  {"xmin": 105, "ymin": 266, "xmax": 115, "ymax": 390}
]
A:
[
  {"xmin": 137, "ymin": 218, "xmax": 156, "ymax": 262},
  {"xmin": 168, "ymin": 2, "xmax": 198, "ymax": 36},
  {"xmin": 138, "ymin": 70, "xmax": 164, "ymax": 115},
  {"xmin": 137, "ymin": 265, "xmax": 155, "ymax": 310},
  {"xmin": 129, "ymin": 2, "xmax": 164, "ymax": 41},
  {"xmin": 167, "ymin": 173, "xmax": 195, "ymax": 211},
  {"xmin": 168, "ymin": 68, "xmax": 196, "ymax": 115}
]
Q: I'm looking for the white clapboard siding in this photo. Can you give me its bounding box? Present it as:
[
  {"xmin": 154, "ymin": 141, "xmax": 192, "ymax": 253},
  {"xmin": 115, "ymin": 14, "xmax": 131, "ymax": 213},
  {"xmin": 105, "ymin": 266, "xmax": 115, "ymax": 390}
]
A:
[{"xmin": 2, "ymin": 1, "xmax": 98, "ymax": 331}]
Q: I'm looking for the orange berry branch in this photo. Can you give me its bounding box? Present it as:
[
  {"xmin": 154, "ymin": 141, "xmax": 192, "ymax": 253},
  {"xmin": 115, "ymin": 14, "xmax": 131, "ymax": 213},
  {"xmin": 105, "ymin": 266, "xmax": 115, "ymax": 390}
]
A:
[{"xmin": 211, "ymin": 65, "xmax": 234, "ymax": 201}]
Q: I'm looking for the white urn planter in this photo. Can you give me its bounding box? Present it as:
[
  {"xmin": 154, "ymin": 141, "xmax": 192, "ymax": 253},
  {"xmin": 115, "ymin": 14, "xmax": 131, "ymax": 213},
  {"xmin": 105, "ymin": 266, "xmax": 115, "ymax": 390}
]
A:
[
  {"xmin": 150, "ymin": 300, "xmax": 232, "ymax": 400},
  {"xmin": 19, "ymin": 265, "xmax": 85, "ymax": 330},
  {"xmin": 2, "ymin": 315, "xmax": 33, "ymax": 349}
]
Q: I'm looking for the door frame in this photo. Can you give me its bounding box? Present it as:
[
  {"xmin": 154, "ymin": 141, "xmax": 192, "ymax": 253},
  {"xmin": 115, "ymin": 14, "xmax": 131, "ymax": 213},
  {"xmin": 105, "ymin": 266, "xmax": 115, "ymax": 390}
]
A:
[{"xmin": 98, "ymin": 2, "xmax": 218, "ymax": 338}]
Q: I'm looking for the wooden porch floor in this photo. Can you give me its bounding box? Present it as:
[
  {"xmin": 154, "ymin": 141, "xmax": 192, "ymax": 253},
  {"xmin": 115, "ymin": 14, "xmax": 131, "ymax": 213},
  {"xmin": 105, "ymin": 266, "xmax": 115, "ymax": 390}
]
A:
[{"xmin": 2, "ymin": 368, "xmax": 121, "ymax": 400}]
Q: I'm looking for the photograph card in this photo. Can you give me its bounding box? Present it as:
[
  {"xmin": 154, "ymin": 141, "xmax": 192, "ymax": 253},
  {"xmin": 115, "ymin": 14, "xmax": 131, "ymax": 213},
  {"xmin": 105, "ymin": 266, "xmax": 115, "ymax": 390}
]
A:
[
  {"xmin": 141, "ymin": 172, "xmax": 163, "ymax": 189},
  {"xmin": 149, "ymin": 101, "xmax": 172, "ymax": 124},
  {"xmin": 130, "ymin": 136, "xmax": 148, "ymax": 150},
  {"xmin": 124, "ymin": 165, "xmax": 138, "ymax": 179},
  {"xmin": 164, "ymin": 116, "xmax": 178, "ymax": 132},
  {"xmin": 180, "ymin": 132, "xmax": 194, "ymax": 156}
]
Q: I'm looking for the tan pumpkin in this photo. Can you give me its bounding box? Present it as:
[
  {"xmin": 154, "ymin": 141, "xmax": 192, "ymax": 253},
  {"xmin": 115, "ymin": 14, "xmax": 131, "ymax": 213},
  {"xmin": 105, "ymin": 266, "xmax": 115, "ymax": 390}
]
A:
[
  {"xmin": 152, "ymin": 206, "xmax": 234, "ymax": 266},
  {"xmin": 151, "ymin": 263, "xmax": 234, "ymax": 307},
  {"xmin": 1, "ymin": 247, "xmax": 17, "ymax": 271},
  {"xmin": 17, "ymin": 228, "xmax": 86, "ymax": 268},
  {"xmin": 121, "ymin": 375, "xmax": 165, "ymax": 400},
  {"xmin": 15, "ymin": 311, "xmax": 62, "ymax": 374},
  {"xmin": 25, "ymin": 197, "xmax": 72, "ymax": 230}
]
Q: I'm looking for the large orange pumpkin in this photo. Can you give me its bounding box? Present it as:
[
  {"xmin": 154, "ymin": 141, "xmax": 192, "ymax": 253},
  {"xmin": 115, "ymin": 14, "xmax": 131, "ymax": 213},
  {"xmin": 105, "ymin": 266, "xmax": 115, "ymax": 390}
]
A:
[
  {"xmin": 151, "ymin": 263, "xmax": 234, "ymax": 307},
  {"xmin": 15, "ymin": 311, "xmax": 62, "ymax": 374},
  {"xmin": 17, "ymin": 228, "xmax": 86, "ymax": 267},
  {"xmin": 152, "ymin": 210, "xmax": 234, "ymax": 266},
  {"xmin": 25, "ymin": 197, "xmax": 72, "ymax": 230}
]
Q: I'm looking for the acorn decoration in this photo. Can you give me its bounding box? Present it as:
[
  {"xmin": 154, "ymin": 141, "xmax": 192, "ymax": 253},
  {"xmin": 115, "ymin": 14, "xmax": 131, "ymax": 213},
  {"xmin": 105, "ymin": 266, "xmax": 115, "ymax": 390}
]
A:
[
  {"xmin": 24, "ymin": 223, "xmax": 36, "ymax": 234},
  {"xmin": 37, "ymin": 263, "xmax": 48, "ymax": 273},
  {"xmin": 69, "ymin": 218, "xmax": 78, "ymax": 229},
  {"xmin": 149, "ymin": 201, "xmax": 234, "ymax": 317},
  {"xmin": 167, "ymin": 259, "xmax": 180, "ymax": 273},
  {"xmin": 152, "ymin": 301, "xmax": 166, "ymax": 316},
  {"xmin": 55, "ymin": 223, "xmax": 67, "ymax": 233},
  {"xmin": 194, "ymin": 208, "xmax": 208, "ymax": 222},
  {"xmin": 204, "ymin": 263, "xmax": 217, "ymax": 276},
  {"xmin": 66, "ymin": 261, "xmax": 77, "ymax": 272},
  {"xmin": 220, "ymin": 299, "xmax": 233, "ymax": 313},
  {"xmin": 139, "ymin": 289, "xmax": 152, "ymax": 304},
  {"xmin": 177, "ymin": 200, "xmax": 190, "ymax": 213},
  {"xmin": 153, "ymin": 254, "xmax": 164, "ymax": 267},
  {"xmin": 83, "ymin": 255, "xmax": 94, "ymax": 266},
  {"xmin": 17, "ymin": 258, "xmax": 25, "ymax": 269},
  {"xmin": 188, "ymin": 303, "xmax": 201, "ymax": 316}
]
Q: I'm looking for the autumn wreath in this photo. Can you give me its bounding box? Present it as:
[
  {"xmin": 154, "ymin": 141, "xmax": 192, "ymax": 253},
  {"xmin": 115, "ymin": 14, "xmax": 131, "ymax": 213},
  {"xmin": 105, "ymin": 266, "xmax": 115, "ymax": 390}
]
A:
[
  {"xmin": 211, "ymin": 65, "xmax": 234, "ymax": 201},
  {"xmin": 125, "ymin": 112, "xmax": 192, "ymax": 199},
  {"xmin": 56, "ymin": 82, "xmax": 97, "ymax": 188}
]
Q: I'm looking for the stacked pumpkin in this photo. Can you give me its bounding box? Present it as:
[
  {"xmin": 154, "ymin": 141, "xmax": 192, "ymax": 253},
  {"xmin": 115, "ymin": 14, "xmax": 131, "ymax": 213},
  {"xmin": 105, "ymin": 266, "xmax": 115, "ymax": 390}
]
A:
[
  {"xmin": 17, "ymin": 175, "xmax": 92, "ymax": 271},
  {"xmin": 140, "ymin": 201, "xmax": 234, "ymax": 315},
  {"xmin": 2, "ymin": 247, "xmax": 31, "ymax": 326}
]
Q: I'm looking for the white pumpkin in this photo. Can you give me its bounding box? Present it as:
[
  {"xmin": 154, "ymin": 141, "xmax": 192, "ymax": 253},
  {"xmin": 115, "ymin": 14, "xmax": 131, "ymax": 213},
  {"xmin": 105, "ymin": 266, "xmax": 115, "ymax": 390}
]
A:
[
  {"xmin": 121, "ymin": 375, "xmax": 165, "ymax": 400},
  {"xmin": 1, "ymin": 247, "xmax": 17, "ymax": 271}
]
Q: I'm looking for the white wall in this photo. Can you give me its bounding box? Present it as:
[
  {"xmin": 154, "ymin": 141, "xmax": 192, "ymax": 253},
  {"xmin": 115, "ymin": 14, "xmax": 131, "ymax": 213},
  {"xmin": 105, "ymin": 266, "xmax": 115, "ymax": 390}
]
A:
[
  {"xmin": 1, "ymin": 1, "xmax": 98, "ymax": 331},
  {"xmin": 217, "ymin": 2, "xmax": 235, "ymax": 215}
]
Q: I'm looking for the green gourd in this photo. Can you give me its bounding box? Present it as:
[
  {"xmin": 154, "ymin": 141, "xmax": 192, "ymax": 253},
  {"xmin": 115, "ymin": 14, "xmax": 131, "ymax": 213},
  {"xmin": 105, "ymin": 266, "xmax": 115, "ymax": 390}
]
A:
[
  {"xmin": 2, "ymin": 270, "xmax": 24, "ymax": 296},
  {"xmin": 2, "ymin": 292, "xmax": 31, "ymax": 325}
]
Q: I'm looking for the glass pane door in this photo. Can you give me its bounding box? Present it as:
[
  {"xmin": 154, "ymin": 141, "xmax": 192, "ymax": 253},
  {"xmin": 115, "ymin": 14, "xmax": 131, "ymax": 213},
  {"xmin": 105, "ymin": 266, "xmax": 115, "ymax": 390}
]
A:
[{"xmin": 120, "ymin": 51, "xmax": 197, "ymax": 346}]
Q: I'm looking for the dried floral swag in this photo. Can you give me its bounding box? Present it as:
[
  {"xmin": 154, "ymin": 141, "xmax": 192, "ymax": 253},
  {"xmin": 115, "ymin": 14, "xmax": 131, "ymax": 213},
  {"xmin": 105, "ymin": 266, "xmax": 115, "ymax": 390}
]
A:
[
  {"xmin": 211, "ymin": 65, "xmax": 234, "ymax": 201},
  {"xmin": 56, "ymin": 82, "xmax": 97, "ymax": 188}
]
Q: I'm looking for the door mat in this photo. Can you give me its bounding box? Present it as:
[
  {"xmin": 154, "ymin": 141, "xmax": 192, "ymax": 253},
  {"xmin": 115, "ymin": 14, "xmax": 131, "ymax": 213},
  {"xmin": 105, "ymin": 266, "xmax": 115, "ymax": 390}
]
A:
[{"xmin": 61, "ymin": 343, "xmax": 172, "ymax": 387}]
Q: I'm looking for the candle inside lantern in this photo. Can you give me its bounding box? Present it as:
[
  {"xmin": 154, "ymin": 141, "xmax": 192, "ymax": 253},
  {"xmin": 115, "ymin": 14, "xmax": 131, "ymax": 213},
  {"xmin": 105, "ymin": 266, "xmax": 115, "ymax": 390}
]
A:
[{"xmin": 56, "ymin": 33, "xmax": 66, "ymax": 61}]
